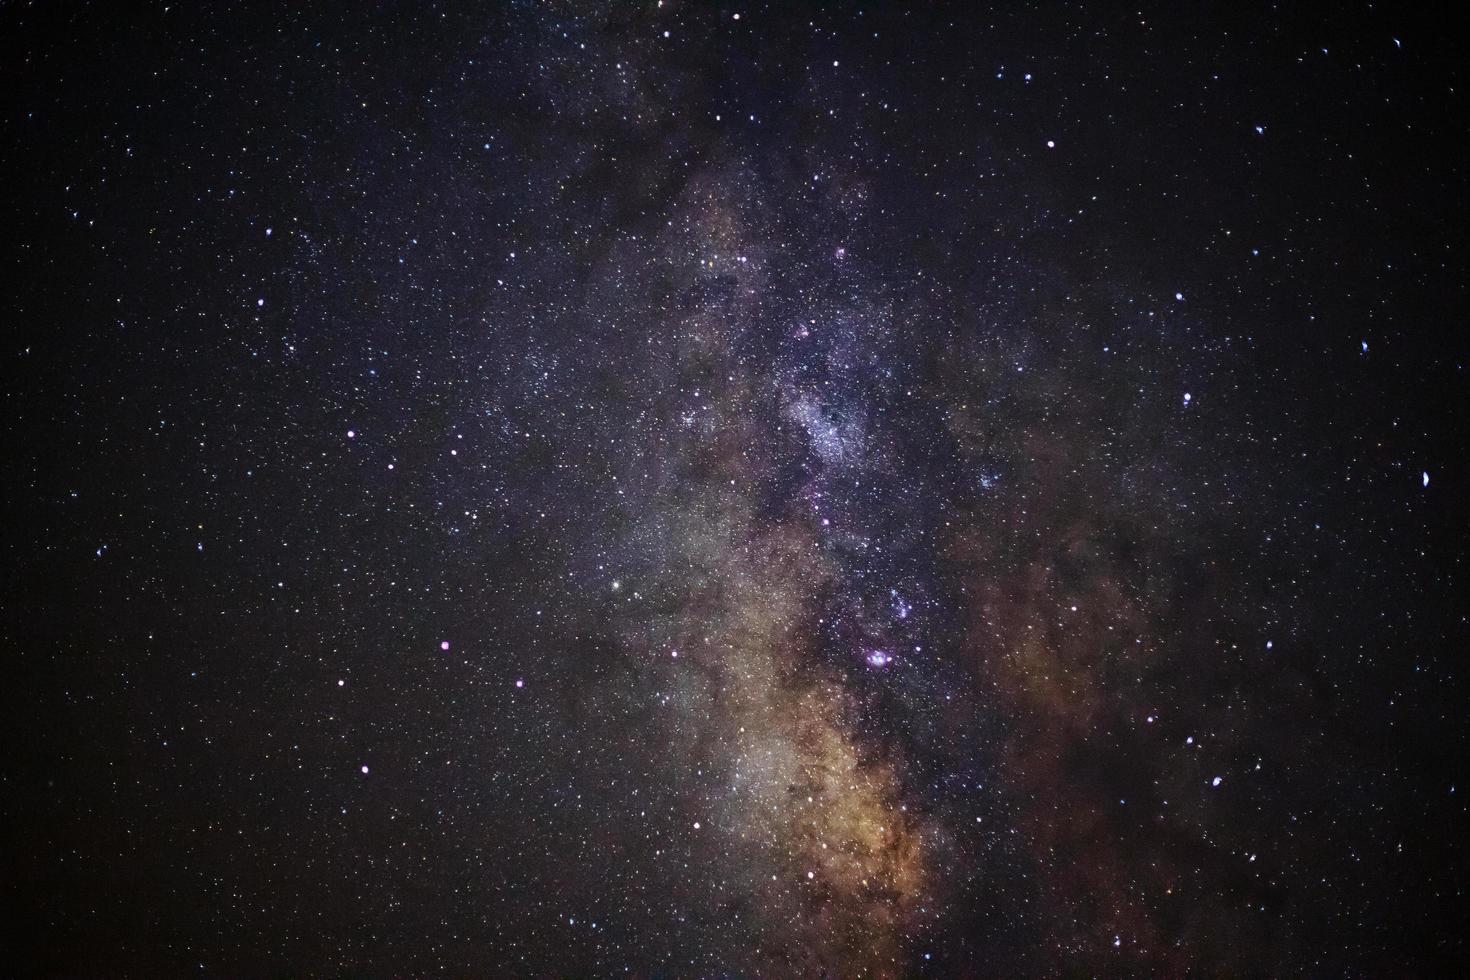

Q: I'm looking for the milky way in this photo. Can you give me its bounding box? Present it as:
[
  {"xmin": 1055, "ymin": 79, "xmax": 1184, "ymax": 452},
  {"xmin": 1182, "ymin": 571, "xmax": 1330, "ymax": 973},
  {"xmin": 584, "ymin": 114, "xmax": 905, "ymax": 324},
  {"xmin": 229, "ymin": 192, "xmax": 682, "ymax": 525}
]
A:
[{"xmin": 5, "ymin": 2, "xmax": 1466, "ymax": 976}]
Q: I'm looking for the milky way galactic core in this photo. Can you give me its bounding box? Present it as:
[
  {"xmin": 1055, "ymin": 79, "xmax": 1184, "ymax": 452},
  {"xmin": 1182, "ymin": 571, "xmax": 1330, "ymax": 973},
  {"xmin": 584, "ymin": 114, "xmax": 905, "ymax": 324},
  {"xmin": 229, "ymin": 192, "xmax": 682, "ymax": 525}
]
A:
[{"xmin": 5, "ymin": 2, "xmax": 1466, "ymax": 976}]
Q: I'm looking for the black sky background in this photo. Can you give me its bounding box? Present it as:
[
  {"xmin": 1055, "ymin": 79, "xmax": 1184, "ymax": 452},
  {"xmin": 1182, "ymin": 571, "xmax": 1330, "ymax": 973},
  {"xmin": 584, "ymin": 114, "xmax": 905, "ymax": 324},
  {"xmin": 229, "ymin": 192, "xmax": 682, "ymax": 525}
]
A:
[{"xmin": 3, "ymin": 2, "xmax": 1467, "ymax": 976}]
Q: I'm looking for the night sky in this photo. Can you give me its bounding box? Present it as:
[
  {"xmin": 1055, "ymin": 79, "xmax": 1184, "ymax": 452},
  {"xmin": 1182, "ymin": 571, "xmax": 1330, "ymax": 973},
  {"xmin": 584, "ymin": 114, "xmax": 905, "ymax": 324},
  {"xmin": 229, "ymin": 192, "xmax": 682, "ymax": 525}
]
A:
[{"xmin": 4, "ymin": 2, "xmax": 1467, "ymax": 976}]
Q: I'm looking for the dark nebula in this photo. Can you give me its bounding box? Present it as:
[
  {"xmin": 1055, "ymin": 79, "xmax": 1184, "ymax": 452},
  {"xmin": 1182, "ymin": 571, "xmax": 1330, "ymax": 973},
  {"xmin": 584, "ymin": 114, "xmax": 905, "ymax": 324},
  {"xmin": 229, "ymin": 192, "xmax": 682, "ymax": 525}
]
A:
[{"xmin": 4, "ymin": 2, "xmax": 1466, "ymax": 976}]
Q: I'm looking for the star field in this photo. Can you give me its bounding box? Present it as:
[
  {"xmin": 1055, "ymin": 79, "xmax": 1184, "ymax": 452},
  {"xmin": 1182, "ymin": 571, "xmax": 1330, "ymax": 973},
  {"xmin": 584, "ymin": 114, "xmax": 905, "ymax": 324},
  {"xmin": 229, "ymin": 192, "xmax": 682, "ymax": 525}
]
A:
[{"xmin": 4, "ymin": 2, "xmax": 1467, "ymax": 976}]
